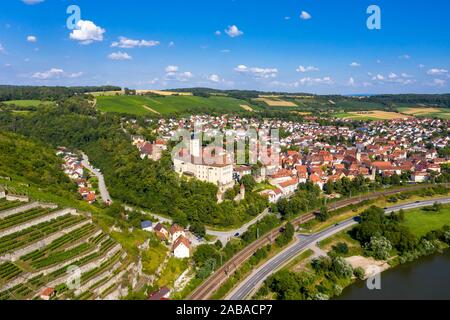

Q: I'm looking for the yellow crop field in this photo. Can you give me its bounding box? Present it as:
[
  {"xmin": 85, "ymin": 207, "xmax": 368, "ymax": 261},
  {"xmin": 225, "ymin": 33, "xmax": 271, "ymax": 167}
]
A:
[{"xmin": 254, "ymin": 98, "xmax": 298, "ymax": 107}]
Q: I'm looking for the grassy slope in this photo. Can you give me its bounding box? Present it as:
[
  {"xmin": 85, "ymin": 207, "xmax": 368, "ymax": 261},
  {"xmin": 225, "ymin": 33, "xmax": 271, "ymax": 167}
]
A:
[
  {"xmin": 96, "ymin": 95, "xmax": 254, "ymax": 115},
  {"xmin": 402, "ymin": 205, "xmax": 450, "ymax": 237}
]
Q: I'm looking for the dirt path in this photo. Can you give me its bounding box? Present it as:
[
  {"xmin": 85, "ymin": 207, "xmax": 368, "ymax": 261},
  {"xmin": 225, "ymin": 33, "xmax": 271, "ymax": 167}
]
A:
[{"xmin": 142, "ymin": 105, "xmax": 161, "ymax": 115}]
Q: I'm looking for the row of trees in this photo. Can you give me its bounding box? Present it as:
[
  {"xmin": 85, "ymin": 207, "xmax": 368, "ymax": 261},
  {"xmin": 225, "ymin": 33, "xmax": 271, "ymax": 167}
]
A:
[{"xmin": 0, "ymin": 85, "xmax": 121, "ymax": 101}]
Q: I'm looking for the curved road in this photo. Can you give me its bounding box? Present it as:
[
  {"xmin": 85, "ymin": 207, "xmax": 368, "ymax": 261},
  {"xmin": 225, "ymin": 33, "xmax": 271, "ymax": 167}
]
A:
[
  {"xmin": 207, "ymin": 209, "xmax": 272, "ymax": 245},
  {"xmin": 81, "ymin": 152, "xmax": 112, "ymax": 204},
  {"xmin": 226, "ymin": 196, "xmax": 450, "ymax": 300}
]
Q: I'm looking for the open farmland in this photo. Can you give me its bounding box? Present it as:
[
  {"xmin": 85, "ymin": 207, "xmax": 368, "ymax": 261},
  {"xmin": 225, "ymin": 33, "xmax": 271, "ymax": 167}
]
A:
[
  {"xmin": 254, "ymin": 97, "xmax": 298, "ymax": 107},
  {"xmin": 335, "ymin": 110, "xmax": 412, "ymax": 121},
  {"xmin": 2, "ymin": 100, "xmax": 54, "ymax": 107},
  {"xmin": 97, "ymin": 95, "xmax": 255, "ymax": 115},
  {"xmin": 0, "ymin": 196, "xmax": 133, "ymax": 300},
  {"xmin": 398, "ymin": 107, "xmax": 450, "ymax": 119}
]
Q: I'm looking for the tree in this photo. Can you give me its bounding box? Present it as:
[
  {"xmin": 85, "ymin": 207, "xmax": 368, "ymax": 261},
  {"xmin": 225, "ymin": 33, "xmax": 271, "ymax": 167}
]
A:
[
  {"xmin": 189, "ymin": 221, "xmax": 206, "ymax": 238},
  {"xmin": 240, "ymin": 175, "xmax": 256, "ymax": 191},
  {"xmin": 276, "ymin": 223, "xmax": 295, "ymax": 247},
  {"xmin": 353, "ymin": 267, "xmax": 365, "ymax": 280},
  {"xmin": 332, "ymin": 257, "xmax": 353, "ymax": 279},
  {"xmin": 364, "ymin": 236, "xmax": 392, "ymax": 260},
  {"xmin": 193, "ymin": 244, "xmax": 220, "ymax": 268},
  {"xmin": 316, "ymin": 206, "xmax": 330, "ymax": 222},
  {"xmin": 332, "ymin": 242, "xmax": 349, "ymax": 256}
]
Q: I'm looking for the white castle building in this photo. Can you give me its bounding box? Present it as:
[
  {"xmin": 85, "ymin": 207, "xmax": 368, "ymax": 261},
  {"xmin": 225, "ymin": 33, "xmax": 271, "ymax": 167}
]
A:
[{"xmin": 173, "ymin": 138, "xmax": 234, "ymax": 189}]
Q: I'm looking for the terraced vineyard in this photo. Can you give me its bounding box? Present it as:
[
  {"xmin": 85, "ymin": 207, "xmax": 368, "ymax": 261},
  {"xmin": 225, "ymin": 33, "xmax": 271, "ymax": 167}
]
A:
[
  {"xmin": 0, "ymin": 207, "xmax": 58, "ymax": 231},
  {"xmin": 0, "ymin": 196, "xmax": 135, "ymax": 300},
  {"xmin": 0, "ymin": 199, "xmax": 22, "ymax": 212}
]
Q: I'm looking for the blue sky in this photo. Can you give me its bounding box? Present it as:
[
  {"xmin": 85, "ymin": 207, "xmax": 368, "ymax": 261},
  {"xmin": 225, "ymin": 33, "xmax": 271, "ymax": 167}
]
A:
[{"xmin": 0, "ymin": 0, "xmax": 449, "ymax": 94}]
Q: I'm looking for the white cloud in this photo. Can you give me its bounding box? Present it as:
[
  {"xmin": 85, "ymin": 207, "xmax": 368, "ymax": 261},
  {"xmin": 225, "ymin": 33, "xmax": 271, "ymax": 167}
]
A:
[
  {"xmin": 350, "ymin": 62, "xmax": 361, "ymax": 67},
  {"xmin": 372, "ymin": 72, "xmax": 415, "ymax": 85},
  {"xmin": 419, "ymin": 64, "xmax": 425, "ymax": 68},
  {"xmin": 234, "ymin": 65, "xmax": 278, "ymax": 78},
  {"xmin": 300, "ymin": 11, "xmax": 312, "ymax": 20},
  {"xmin": 297, "ymin": 77, "xmax": 334, "ymax": 86},
  {"xmin": 27, "ymin": 35, "xmax": 37, "ymax": 43},
  {"xmin": 175, "ymin": 71, "xmax": 193, "ymax": 82},
  {"xmin": 348, "ymin": 77, "xmax": 356, "ymax": 86},
  {"xmin": 220, "ymin": 49, "xmax": 231, "ymax": 53},
  {"xmin": 32, "ymin": 68, "xmax": 82, "ymax": 80},
  {"xmin": 111, "ymin": 36, "xmax": 159, "ymax": 48},
  {"xmin": 399, "ymin": 54, "xmax": 411, "ymax": 60},
  {"xmin": 165, "ymin": 66, "xmax": 193, "ymax": 82},
  {"xmin": 215, "ymin": 30, "xmax": 222, "ymax": 36},
  {"xmin": 388, "ymin": 73, "xmax": 398, "ymax": 79},
  {"xmin": 0, "ymin": 43, "xmax": 4, "ymax": 53},
  {"xmin": 208, "ymin": 74, "xmax": 221, "ymax": 83},
  {"xmin": 296, "ymin": 65, "xmax": 319, "ymax": 73},
  {"xmin": 165, "ymin": 65, "xmax": 179, "ymax": 73},
  {"xmin": 22, "ymin": 0, "xmax": 44, "ymax": 4},
  {"xmin": 284, "ymin": 17, "xmax": 291, "ymax": 20},
  {"xmin": 225, "ymin": 25, "xmax": 243, "ymax": 38},
  {"xmin": 108, "ymin": 51, "xmax": 132, "ymax": 60},
  {"xmin": 70, "ymin": 20, "xmax": 105, "ymax": 45},
  {"xmin": 168, "ymin": 41, "xmax": 175, "ymax": 48},
  {"xmin": 432, "ymin": 79, "xmax": 446, "ymax": 86},
  {"xmin": 372, "ymin": 74, "xmax": 385, "ymax": 81},
  {"xmin": 427, "ymin": 68, "xmax": 448, "ymax": 76}
]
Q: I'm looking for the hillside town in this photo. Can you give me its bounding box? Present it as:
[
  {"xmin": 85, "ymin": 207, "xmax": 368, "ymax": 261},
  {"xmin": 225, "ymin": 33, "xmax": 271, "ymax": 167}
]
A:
[{"xmin": 127, "ymin": 115, "xmax": 450, "ymax": 202}]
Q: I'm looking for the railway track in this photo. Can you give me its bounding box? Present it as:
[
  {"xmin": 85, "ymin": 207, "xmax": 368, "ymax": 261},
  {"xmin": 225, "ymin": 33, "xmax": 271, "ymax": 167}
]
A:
[{"xmin": 188, "ymin": 184, "xmax": 444, "ymax": 300}]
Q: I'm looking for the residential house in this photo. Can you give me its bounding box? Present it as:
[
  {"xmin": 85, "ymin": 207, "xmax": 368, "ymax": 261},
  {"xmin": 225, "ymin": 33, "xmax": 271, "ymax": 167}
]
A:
[
  {"xmin": 170, "ymin": 224, "xmax": 186, "ymax": 243},
  {"xmin": 173, "ymin": 236, "xmax": 191, "ymax": 259},
  {"xmin": 148, "ymin": 287, "xmax": 171, "ymax": 300},
  {"xmin": 40, "ymin": 288, "xmax": 55, "ymax": 301},
  {"xmin": 141, "ymin": 221, "xmax": 153, "ymax": 232},
  {"xmin": 154, "ymin": 223, "xmax": 169, "ymax": 241}
]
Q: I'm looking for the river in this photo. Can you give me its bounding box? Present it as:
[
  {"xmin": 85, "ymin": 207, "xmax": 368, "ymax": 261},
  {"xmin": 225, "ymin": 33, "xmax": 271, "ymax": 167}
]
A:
[{"xmin": 337, "ymin": 250, "xmax": 450, "ymax": 300}]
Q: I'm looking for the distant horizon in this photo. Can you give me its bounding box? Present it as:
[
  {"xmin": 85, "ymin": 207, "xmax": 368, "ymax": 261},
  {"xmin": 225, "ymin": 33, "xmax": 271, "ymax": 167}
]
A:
[{"xmin": 1, "ymin": 84, "xmax": 449, "ymax": 98}]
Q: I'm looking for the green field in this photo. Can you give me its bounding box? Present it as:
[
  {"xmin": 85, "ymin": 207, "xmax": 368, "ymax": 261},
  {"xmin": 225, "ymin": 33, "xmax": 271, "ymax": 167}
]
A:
[
  {"xmin": 96, "ymin": 95, "xmax": 254, "ymax": 115},
  {"xmin": 397, "ymin": 107, "xmax": 450, "ymax": 119},
  {"xmin": 2, "ymin": 100, "xmax": 54, "ymax": 107},
  {"xmin": 403, "ymin": 205, "xmax": 450, "ymax": 237}
]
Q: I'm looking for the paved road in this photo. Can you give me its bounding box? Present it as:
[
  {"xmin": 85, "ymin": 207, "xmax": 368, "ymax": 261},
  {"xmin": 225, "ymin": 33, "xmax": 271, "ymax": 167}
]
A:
[
  {"xmin": 81, "ymin": 152, "xmax": 112, "ymax": 204},
  {"xmin": 207, "ymin": 209, "xmax": 272, "ymax": 245},
  {"xmin": 226, "ymin": 196, "xmax": 450, "ymax": 300}
]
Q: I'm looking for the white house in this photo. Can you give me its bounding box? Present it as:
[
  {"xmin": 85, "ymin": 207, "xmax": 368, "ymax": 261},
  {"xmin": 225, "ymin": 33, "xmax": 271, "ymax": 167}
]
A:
[
  {"xmin": 411, "ymin": 172, "xmax": 429, "ymax": 183},
  {"xmin": 259, "ymin": 188, "xmax": 282, "ymax": 204},
  {"xmin": 173, "ymin": 236, "xmax": 191, "ymax": 259}
]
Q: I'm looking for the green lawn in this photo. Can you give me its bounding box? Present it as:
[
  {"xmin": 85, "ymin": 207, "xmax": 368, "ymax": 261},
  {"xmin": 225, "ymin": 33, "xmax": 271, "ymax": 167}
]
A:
[
  {"xmin": 3, "ymin": 100, "xmax": 54, "ymax": 107},
  {"xmin": 403, "ymin": 206, "xmax": 450, "ymax": 237},
  {"xmin": 96, "ymin": 95, "xmax": 256, "ymax": 115}
]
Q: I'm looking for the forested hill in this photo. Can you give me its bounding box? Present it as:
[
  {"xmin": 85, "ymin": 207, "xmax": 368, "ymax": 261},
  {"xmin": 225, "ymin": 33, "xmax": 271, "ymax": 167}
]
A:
[
  {"xmin": 0, "ymin": 131, "xmax": 74, "ymax": 191},
  {"xmin": 0, "ymin": 85, "xmax": 121, "ymax": 101}
]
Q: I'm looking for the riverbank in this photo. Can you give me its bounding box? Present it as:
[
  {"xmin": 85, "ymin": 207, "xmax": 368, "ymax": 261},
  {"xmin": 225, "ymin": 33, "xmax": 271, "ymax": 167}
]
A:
[
  {"xmin": 337, "ymin": 249, "xmax": 450, "ymax": 300},
  {"xmin": 252, "ymin": 202, "xmax": 450, "ymax": 300}
]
